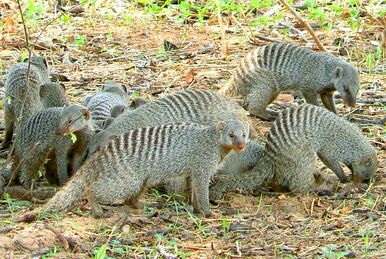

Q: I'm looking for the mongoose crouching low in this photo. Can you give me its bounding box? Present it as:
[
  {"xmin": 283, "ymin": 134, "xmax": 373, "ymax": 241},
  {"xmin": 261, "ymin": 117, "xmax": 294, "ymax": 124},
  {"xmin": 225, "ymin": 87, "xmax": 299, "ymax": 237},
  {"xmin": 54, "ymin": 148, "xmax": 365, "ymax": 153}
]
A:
[
  {"xmin": 87, "ymin": 89, "xmax": 250, "ymax": 157},
  {"xmin": 34, "ymin": 120, "xmax": 249, "ymax": 218},
  {"xmin": 13, "ymin": 105, "xmax": 91, "ymax": 188},
  {"xmin": 221, "ymin": 43, "xmax": 360, "ymax": 120},
  {"xmin": 2, "ymin": 56, "xmax": 50, "ymax": 149},
  {"xmin": 85, "ymin": 82, "xmax": 129, "ymax": 131},
  {"xmin": 210, "ymin": 105, "xmax": 378, "ymax": 198}
]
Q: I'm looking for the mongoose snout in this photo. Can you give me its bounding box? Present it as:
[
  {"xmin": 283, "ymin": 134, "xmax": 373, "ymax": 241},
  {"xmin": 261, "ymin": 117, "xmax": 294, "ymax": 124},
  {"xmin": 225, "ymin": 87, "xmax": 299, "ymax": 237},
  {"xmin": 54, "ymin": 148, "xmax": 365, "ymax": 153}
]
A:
[{"xmin": 56, "ymin": 108, "xmax": 90, "ymax": 136}]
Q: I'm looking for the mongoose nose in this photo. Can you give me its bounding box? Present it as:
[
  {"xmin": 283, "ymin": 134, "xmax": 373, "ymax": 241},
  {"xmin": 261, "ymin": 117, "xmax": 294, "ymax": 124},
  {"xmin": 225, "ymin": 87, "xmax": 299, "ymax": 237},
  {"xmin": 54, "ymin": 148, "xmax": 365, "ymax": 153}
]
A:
[{"xmin": 234, "ymin": 143, "xmax": 245, "ymax": 152}]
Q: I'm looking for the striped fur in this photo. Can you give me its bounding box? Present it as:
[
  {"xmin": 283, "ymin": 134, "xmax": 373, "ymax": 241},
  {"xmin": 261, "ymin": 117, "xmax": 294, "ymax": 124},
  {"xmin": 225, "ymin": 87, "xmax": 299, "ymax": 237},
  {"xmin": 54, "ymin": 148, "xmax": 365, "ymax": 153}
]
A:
[
  {"xmin": 40, "ymin": 82, "xmax": 69, "ymax": 108},
  {"xmin": 88, "ymin": 88, "xmax": 249, "ymax": 156},
  {"xmin": 13, "ymin": 105, "xmax": 90, "ymax": 188},
  {"xmin": 37, "ymin": 120, "xmax": 249, "ymax": 217},
  {"xmin": 1, "ymin": 56, "xmax": 50, "ymax": 149},
  {"xmin": 210, "ymin": 104, "xmax": 377, "ymax": 196},
  {"xmin": 85, "ymin": 82, "xmax": 128, "ymax": 131},
  {"xmin": 221, "ymin": 43, "xmax": 360, "ymax": 120}
]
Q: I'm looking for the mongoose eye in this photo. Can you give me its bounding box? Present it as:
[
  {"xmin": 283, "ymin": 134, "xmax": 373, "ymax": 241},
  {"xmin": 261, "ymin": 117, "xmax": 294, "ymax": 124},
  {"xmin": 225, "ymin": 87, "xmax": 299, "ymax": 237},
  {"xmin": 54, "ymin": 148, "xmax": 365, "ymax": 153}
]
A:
[
  {"xmin": 242, "ymin": 133, "xmax": 246, "ymax": 138},
  {"xmin": 68, "ymin": 119, "xmax": 74, "ymax": 125},
  {"xmin": 344, "ymin": 85, "xmax": 349, "ymax": 92},
  {"xmin": 229, "ymin": 133, "xmax": 234, "ymax": 138}
]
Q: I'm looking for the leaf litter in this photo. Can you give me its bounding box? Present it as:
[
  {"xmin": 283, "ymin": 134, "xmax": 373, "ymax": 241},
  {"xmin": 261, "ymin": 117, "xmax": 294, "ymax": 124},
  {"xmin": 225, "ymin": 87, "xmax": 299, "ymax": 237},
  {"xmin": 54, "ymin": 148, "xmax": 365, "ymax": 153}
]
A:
[{"xmin": 0, "ymin": 0, "xmax": 385, "ymax": 257}]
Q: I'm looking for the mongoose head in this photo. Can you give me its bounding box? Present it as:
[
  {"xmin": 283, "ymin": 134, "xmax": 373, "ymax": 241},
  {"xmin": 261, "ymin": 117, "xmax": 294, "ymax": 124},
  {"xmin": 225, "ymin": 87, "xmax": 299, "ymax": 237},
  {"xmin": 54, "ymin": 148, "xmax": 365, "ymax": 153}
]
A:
[
  {"xmin": 56, "ymin": 105, "xmax": 91, "ymax": 136},
  {"xmin": 102, "ymin": 82, "xmax": 127, "ymax": 95},
  {"xmin": 331, "ymin": 64, "xmax": 360, "ymax": 108},
  {"xmin": 110, "ymin": 104, "xmax": 127, "ymax": 118},
  {"xmin": 129, "ymin": 97, "xmax": 149, "ymax": 109},
  {"xmin": 101, "ymin": 105, "xmax": 127, "ymax": 129},
  {"xmin": 24, "ymin": 56, "xmax": 48, "ymax": 71},
  {"xmin": 216, "ymin": 120, "xmax": 250, "ymax": 152},
  {"xmin": 349, "ymin": 155, "xmax": 378, "ymax": 184},
  {"xmin": 40, "ymin": 82, "xmax": 69, "ymax": 107}
]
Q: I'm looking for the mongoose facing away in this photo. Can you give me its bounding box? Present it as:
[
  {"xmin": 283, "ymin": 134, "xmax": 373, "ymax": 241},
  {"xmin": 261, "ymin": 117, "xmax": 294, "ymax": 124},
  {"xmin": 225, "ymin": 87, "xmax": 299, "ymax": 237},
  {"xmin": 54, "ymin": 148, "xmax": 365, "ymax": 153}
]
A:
[
  {"xmin": 2, "ymin": 56, "xmax": 50, "ymax": 149},
  {"xmin": 87, "ymin": 89, "xmax": 249, "ymax": 156},
  {"xmin": 210, "ymin": 104, "xmax": 377, "ymax": 198},
  {"xmin": 85, "ymin": 82, "xmax": 128, "ymax": 132},
  {"xmin": 40, "ymin": 82, "xmax": 69, "ymax": 108},
  {"xmin": 221, "ymin": 43, "xmax": 360, "ymax": 120},
  {"xmin": 13, "ymin": 104, "xmax": 90, "ymax": 188},
  {"xmin": 36, "ymin": 120, "xmax": 249, "ymax": 218}
]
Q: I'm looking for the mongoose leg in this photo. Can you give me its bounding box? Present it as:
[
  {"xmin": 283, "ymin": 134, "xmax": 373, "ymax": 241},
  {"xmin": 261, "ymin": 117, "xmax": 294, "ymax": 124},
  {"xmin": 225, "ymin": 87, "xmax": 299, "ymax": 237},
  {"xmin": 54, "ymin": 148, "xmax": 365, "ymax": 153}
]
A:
[
  {"xmin": 248, "ymin": 88, "xmax": 279, "ymax": 121},
  {"xmin": 19, "ymin": 162, "xmax": 39, "ymax": 190},
  {"xmin": 320, "ymin": 91, "xmax": 337, "ymax": 113},
  {"xmin": 302, "ymin": 92, "xmax": 320, "ymax": 106},
  {"xmin": 85, "ymin": 187, "xmax": 104, "ymax": 218},
  {"xmin": 124, "ymin": 186, "xmax": 148, "ymax": 209},
  {"xmin": 190, "ymin": 174, "xmax": 211, "ymax": 217},
  {"xmin": 1, "ymin": 114, "xmax": 14, "ymax": 150},
  {"xmin": 317, "ymin": 152, "xmax": 349, "ymax": 183},
  {"xmin": 56, "ymin": 142, "xmax": 70, "ymax": 186}
]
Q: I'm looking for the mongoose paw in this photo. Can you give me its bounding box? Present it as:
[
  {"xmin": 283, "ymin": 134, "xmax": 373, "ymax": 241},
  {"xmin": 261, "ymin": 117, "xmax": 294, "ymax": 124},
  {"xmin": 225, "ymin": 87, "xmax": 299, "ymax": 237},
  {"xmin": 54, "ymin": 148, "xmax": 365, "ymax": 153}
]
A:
[{"xmin": 315, "ymin": 189, "xmax": 334, "ymax": 196}]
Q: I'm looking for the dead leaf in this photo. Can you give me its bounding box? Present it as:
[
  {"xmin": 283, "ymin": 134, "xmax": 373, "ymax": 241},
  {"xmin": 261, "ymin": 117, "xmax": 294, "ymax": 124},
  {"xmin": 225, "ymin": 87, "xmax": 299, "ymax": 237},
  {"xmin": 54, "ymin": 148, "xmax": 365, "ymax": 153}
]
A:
[
  {"xmin": 185, "ymin": 68, "xmax": 197, "ymax": 84},
  {"xmin": 5, "ymin": 16, "xmax": 15, "ymax": 33},
  {"xmin": 277, "ymin": 194, "xmax": 288, "ymax": 200},
  {"xmin": 276, "ymin": 94, "xmax": 294, "ymax": 103}
]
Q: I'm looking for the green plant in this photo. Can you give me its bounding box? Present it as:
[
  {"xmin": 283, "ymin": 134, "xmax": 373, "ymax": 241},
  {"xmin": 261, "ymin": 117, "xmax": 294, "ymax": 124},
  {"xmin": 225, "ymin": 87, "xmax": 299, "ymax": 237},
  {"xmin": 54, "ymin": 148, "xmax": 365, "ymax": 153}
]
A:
[
  {"xmin": 74, "ymin": 34, "xmax": 86, "ymax": 47},
  {"xmin": 321, "ymin": 244, "xmax": 348, "ymax": 259},
  {"xmin": 0, "ymin": 193, "xmax": 30, "ymax": 213},
  {"xmin": 221, "ymin": 217, "xmax": 230, "ymax": 233},
  {"xmin": 42, "ymin": 246, "xmax": 57, "ymax": 258}
]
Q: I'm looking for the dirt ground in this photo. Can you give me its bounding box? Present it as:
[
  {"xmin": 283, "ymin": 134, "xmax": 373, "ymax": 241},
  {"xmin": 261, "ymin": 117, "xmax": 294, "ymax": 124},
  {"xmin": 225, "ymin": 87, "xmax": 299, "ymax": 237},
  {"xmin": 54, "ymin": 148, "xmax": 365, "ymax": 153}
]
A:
[{"xmin": 0, "ymin": 1, "xmax": 385, "ymax": 258}]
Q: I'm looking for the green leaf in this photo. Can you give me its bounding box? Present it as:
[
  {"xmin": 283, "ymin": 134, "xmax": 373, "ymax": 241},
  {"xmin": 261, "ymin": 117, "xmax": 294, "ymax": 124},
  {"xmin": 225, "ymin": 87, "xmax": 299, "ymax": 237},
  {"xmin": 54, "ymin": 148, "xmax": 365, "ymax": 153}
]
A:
[
  {"xmin": 6, "ymin": 95, "xmax": 11, "ymax": 104},
  {"xmin": 70, "ymin": 133, "xmax": 77, "ymax": 143}
]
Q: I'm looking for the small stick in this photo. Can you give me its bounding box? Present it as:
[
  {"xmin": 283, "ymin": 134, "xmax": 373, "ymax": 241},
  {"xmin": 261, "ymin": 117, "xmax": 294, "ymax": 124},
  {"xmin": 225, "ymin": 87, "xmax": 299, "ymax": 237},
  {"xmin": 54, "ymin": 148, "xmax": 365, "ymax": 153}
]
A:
[
  {"xmin": 0, "ymin": 89, "xmax": 23, "ymax": 103},
  {"xmin": 277, "ymin": 0, "xmax": 326, "ymax": 51},
  {"xmin": 215, "ymin": 0, "xmax": 228, "ymax": 56},
  {"xmin": 45, "ymin": 223, "xmax": 69, "ymax": 251}
]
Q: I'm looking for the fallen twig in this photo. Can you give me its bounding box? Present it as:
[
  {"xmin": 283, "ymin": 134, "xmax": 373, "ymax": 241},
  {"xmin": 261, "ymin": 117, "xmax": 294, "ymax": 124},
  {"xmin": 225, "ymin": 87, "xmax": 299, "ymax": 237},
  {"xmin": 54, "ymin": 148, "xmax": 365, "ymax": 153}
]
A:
[
  {"xmin": 277, "ymin": 0, "xmax": 326, "ymax": 51},
  {"xmin": 45, "ymin": 223, "xmax": 69, "ymax": 251},
  {"xmin": 0, "ymin": 226, "xmax": 14, "ymax": 234}
]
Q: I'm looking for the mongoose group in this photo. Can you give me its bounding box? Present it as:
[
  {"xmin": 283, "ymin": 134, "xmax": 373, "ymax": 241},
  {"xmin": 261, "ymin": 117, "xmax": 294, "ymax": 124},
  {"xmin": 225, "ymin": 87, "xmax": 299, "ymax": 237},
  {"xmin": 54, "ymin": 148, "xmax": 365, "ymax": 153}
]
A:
[{"xmin": 0, "ymin": 42, "xmax": 378, "ymax": 219}]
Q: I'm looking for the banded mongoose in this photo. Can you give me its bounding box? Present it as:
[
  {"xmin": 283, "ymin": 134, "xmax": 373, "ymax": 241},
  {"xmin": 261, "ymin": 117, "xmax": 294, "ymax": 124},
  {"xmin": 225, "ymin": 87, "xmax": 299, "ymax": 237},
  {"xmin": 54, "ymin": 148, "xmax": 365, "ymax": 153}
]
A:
[
  {"xmin": 87, "ymin": 89, "xmax": 249, "ymax": 156},
  {"xmin": 40, "ymin": 82, "xmax": 69, "ymax": 108},
  {"xmin": 85, "ymin": 82, "xmax": 129, "ymax": 131},
  {"xmin": 39, "ymin": 85, "xmax": 94, "ymax": 186},
  {"xmin": 1, "ymin": 56, "xmax": 50, "ymax": 149},
  {"xmin": 221, "ymin": 43, "xmax": 360, "ymax": 121},
  {"xmin": 210, "ymin": 104, "xmax": 378, "ymax": 198},
  {"xmin": 33, "ymin": 120, "xmax": 249, "ymax": 218},
  {"xmin": 13, "ymin": 104, "xmax": 90, "ymax": 188}
]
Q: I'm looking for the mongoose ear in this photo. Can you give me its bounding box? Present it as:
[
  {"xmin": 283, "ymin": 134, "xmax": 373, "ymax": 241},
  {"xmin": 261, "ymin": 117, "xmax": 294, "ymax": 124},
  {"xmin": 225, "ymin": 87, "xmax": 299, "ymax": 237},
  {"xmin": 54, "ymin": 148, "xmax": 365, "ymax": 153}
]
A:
[
  {"xmin": 39, "ymin": 84, "xmax": 46, "ymax": 98},
  {"xmin": 121, "ymin": 84, "xmax": 127, "ymax": 93},
  {"xmin": 216, "ymin": 121, "xmax": 226, "ymax": 133},
  {"xmin": 42, "ymin": 57, "xmax": 48, "ymax": 68},
  {"xmin": 335, "ymin": 67, "xmax": 344, "ymax": 79},
  {"xmin": 82, "ymin": 108, "xmax": 91, "ymax": 120},
  {"xmin": 60, "ymin": 83, "xmax": 66, "ymax": 91}
]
